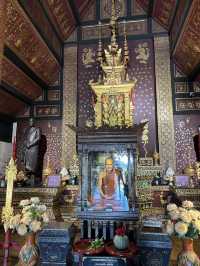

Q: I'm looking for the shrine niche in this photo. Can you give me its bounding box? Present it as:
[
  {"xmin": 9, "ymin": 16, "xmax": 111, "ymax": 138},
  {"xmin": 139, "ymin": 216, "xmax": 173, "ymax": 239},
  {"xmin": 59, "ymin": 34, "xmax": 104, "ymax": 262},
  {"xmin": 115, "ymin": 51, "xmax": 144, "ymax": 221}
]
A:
[{"xmin": 76, "ymin": 0, "xmax": 140, "ymax": 240}]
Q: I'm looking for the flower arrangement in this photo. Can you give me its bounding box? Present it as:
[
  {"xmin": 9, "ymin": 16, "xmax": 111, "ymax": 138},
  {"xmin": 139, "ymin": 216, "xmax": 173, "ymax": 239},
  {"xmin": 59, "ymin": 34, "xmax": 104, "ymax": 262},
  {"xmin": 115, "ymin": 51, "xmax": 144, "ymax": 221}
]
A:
[
  {"xmin": 114, "ymin": 226, "xmax": 129, "ymax": 250},
  {"xmin": 115, "ymin": 226, "xmax": 126, "ymax": 236},
  {"xmin": 9, "ymin": 197, "xmax": 49, "ymax": 236},
  {"xmin": 166, "ymin": 200, "xmax": 200, "ymax": 239}
]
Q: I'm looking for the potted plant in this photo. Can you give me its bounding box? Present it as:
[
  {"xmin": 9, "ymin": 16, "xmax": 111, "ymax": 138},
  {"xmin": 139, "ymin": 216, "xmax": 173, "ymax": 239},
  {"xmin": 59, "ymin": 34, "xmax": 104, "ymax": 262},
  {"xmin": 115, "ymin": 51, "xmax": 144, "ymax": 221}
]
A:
[
  {"xmin": 113, "ymin": 226, "xmax": 129, "ymax": 250},
  {"xmin": 166, "ymin": 200, "xmax": 200, "ymax": 266},
  {"xmin": 9, "ymin": 197, "xmax": 49, "ymax": 266}
]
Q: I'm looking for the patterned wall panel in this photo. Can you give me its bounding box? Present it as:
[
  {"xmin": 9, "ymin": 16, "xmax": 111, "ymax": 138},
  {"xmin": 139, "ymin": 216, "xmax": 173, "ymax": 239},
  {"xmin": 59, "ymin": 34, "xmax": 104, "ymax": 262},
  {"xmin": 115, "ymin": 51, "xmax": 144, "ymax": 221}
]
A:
[
  {"xmin": 174, "ymin": 115, "xmax": 199, "ymax": 173},
  {"xmin": 175, "ymin": 82, "xmax": 189, "ymax": 93},
  {"xmin": 173, "ymin": 0, "xmax": 200, "ymax": 75},
  {"xmin": 0, "ymin": 89, "xmax": 27, "ymax": 116},
  {"xmin": 81, "ymin": 1, "xmax": 96, "ymax": 22},
  {"xmin": 6, "ymin": 0, "xmax": 60, "ymax": 85},
  {"xmin": 0, "ymin": 0, "xmax": 7, "ymax": 81},
  {"xmin": 100, "ymin": 0, "xmax": 127, "ymax": 19},
  {"xmin": 16, "ymin": 120, "xmax": 62, "ymax": 173},
  {"xmin": 2, "ymin": 57, "xmax": 42, "ymax": 100},
  {"xmin": 176, "ymin": 98, "xmax": 200, "ymax": 112},
  {"xmin": 170, "ymin": 0, "xmax": 188, "ymax": 45},
  {"xmin": 62, "ymin": 46, "xmax": 77, "ymax": 167},
  {"xmin": 132, "ymin": 0, "xmax": 146, "ymax": 16},
  {"xmin": 82, "ymin": 20, "xmax": 148, "ymax": 40},
  {"xmin": 78, "ymin": 39, "xmax": 157, "ymax": 156},
  {"xmin": 43, "ymin": 0, "xmax": 75, "ymax": 40},
  {"xmin": 47, "ymin": 90, "xmax": 61, "ymax": 101},
  {"xmin": 18, "ymin": 0, "xmax": 62, "ymax": 58},
  {"xmin": 75, "ymin": 0, "xmax": 96, "ymax": 19},
  {"xmin": 152, "ymin": 0, "xmax": 176, "ymax": 30},
  {"xmin": 34, "ymin": 105, "xmax": 61, "ymax": 118},
  {"xmin": 154, "ymin": 36, "xmax": 176, "ymax": 170},
  {"xmin": 135, "ymin": 0, "xmax": 149, "ymax": 12}
]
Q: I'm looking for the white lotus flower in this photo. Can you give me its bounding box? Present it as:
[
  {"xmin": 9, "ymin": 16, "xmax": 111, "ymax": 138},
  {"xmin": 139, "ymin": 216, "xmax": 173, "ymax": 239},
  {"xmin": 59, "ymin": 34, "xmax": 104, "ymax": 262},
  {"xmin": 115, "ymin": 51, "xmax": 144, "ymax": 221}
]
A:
[
  {"xmin": 17, "ymin": 224, "xmax": 28, "ymax": 236},
  {"xmin": 42, "ymin": 212, "xmax": 49, "ymax": 223},
  {"xmin": 20, "ymin": 199, "xmax": 30, "ymax": 207},
  {"xmin": 30, "ymin": 197, "xmax": 40, "ymax": 204},
  {"xmin": 182, "ymin": 200, "xmax": 193, "ymax": 209},
  {"xmin": 167, "ymin": 203, "xmax": 177, "ymax": 212},
  {"xmin": 175, "ymin": 222, "xmax": 188, "ymax": 236},
  {"xmin": 21, "ymin": 215, "xmax": 32, "ymax": 225},
  {"xmin": 169, "ymin": 209, "xmax": 180, "ymax": 220},
  {"xmin": 30, "ymin": 221, "xmax": 41, "ymax": 232},
  {"xmin": 38, "ymin": 205, "xmax": 47, "ymax": 212}
]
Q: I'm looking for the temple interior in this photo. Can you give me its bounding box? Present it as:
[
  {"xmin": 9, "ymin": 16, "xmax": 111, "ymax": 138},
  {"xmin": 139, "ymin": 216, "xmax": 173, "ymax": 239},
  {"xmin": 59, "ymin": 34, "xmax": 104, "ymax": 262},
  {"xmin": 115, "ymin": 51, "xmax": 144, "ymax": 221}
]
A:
[{"xmin": 0, "ymin": 0, "xmax": 200, "ymax": 265}]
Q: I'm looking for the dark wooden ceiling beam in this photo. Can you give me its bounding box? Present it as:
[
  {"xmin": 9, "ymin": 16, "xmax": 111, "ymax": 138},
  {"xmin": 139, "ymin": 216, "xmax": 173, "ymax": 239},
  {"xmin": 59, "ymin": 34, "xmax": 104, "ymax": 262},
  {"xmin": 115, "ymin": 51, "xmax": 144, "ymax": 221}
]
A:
[
  {"xmin": 188, "ymin": 62, "xmax": 200, "ymax": 82},
  {"xmin": 68, "ymin": 0, "xmax": 81, "ymax": 26},
  {"xmin": 18, "ymin": 0, "xmax": 62, "ymax": 64},
  {"xmin": 0, "ymin": 82, "xmax": 33, "ymax": 105},
  {"xmin": 4, "ymin": 46, "xmax": 48, "ymax": 91},
  {"xmin": 171, "ymin": 0, "xmax": 192, "ymax": 55},
  {"xmin": 168, "ymin": 0, "xmax": 180, "ymax": 32},
  {"xmin": 148, "ymin": 0, "xmax": 154, "ymax": 17}
]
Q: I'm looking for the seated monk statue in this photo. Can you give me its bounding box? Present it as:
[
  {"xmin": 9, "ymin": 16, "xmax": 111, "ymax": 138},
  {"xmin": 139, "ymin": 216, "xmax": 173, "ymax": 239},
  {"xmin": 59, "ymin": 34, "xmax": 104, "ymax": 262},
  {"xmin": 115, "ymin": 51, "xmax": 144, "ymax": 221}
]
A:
[{"xmin": 98, "ymin": 157, "xmax": 118, "ymax": 200}]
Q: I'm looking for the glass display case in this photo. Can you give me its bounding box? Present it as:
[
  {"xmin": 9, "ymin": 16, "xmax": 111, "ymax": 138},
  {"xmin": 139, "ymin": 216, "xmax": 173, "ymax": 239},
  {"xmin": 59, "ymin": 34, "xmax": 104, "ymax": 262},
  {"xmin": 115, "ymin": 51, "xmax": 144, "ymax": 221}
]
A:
[
  {"xmin": 77, "ymin": 127, "xmax": 140, "ymax": 213},
  {"xmin": 87, "ymin": 151, "xmax": 132, "ymax": 212}
]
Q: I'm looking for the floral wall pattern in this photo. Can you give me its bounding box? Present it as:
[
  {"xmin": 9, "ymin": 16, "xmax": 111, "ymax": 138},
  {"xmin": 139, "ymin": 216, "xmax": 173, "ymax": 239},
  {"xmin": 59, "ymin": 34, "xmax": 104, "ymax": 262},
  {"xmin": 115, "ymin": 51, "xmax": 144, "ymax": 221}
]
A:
[{"xmin": 174, "ymin": 114, "xmax": 199, "ymax": 173}]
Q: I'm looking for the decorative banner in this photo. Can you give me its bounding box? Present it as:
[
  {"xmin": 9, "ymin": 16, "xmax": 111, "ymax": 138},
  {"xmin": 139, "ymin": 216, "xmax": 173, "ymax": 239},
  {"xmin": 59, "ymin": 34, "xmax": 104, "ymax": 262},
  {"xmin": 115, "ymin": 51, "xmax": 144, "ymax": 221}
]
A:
[{"xmin": 154, "ymin": 36, "xmax": 176, "ymax": 170}]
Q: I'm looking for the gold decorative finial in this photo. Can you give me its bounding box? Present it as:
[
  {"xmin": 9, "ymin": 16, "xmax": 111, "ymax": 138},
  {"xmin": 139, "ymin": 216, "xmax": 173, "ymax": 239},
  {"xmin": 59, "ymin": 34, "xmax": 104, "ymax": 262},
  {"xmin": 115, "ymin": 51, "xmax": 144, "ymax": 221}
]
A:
[
  {"xmin": 2, "ymin": 157, "xmax": 17, "ymax": 231},
  {"xmin": 110, "ymin": 0, "xmax": 117, "ymax": 51}
]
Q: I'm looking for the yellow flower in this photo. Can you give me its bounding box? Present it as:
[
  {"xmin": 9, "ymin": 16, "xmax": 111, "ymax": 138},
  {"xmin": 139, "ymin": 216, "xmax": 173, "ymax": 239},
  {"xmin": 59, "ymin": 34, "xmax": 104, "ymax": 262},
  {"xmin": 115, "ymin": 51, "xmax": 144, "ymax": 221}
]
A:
[
  {"xmin": 17, "ymin": 224, "xmax": 27, "ymax": 236},
  {"xmin": 193, "ymin": 220, "xmax": 200, "ymax": 231},
  {"xmin": 175, "ymin": 222, "xmax": 188, "ymax": 236},
  {"xmin": 30, "ymin": 221, "xmax": 41, "ymax": 233},
  {"xmin": 180, "ymin": 211, "xmax": 192, "ymax": 223},
  {"xmin": 189, "ymin": 210, "xmax": 200, "ymax": 220}
]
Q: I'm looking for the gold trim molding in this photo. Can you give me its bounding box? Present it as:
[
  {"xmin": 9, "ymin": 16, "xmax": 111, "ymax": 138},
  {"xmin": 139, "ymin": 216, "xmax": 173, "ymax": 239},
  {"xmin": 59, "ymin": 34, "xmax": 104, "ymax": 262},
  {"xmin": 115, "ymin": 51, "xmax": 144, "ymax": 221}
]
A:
[
  {"xmin": 154, "ymin": 36, "xmax": 176, "ymax": 170},
  {"xmin": 61, "ymin": 46, "xmax": 77, "ymax": 167}
]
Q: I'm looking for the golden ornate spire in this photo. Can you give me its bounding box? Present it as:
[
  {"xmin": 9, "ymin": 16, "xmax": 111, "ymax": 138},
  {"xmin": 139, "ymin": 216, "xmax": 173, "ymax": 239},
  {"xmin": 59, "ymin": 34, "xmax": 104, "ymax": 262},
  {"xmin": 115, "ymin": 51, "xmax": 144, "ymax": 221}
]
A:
[{"xmin": 89, "ymin": 0, "xmax": 137, "ymax": 128}]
